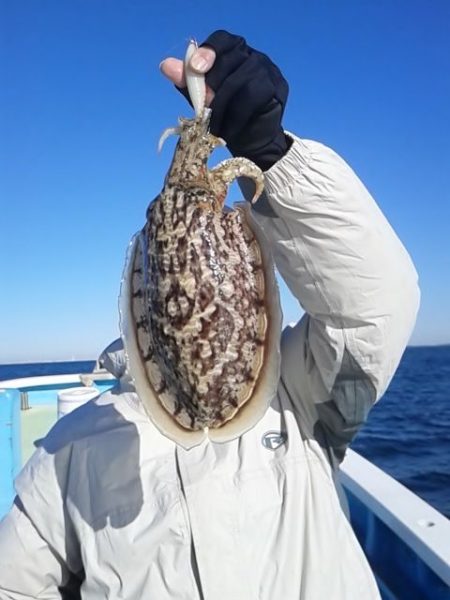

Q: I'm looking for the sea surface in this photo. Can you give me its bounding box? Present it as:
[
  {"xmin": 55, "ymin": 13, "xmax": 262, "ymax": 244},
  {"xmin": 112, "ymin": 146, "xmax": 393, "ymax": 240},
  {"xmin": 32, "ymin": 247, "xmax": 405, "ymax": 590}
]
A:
[
  {"xmin": 352, "ymin": 345, "xmax": 450, "ymax": 519},
  {"xmin": 1, "ymin": 346, "xmax": 449, "ymax": 518}
]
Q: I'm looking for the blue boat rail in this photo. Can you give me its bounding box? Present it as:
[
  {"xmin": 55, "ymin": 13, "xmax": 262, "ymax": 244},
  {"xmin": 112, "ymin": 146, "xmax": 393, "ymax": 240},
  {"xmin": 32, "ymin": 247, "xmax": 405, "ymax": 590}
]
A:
[
  {"xmin": 0, "ymin": 372, "xmax": 117, "ymax": 516},
  {"xmin": 0, "ymin": 389, "xmax": 21, "ymax": 518}
]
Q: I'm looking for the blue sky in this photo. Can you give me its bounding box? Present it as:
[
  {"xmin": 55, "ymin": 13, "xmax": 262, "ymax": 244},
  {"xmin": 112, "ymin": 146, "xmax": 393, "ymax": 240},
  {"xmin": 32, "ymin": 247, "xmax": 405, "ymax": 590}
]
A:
[{"xmin": 1, "ymin": 0, "xmax": 449, "ymax": 362}]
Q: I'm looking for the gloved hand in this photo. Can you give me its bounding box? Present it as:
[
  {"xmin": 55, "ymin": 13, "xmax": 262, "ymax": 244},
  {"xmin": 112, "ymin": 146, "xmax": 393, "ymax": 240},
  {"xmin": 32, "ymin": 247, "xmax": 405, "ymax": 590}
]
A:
[{"xmin": 160, "ymin": 30, "xmax": 290, "ymax": 171}]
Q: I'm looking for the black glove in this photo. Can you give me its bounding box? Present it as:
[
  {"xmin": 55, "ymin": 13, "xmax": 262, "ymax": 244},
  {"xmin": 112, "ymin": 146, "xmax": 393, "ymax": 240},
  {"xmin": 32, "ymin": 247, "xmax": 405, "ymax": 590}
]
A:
[{"xmin": 179, "ymin": 30, "xmax": 290, "ymax": 171}]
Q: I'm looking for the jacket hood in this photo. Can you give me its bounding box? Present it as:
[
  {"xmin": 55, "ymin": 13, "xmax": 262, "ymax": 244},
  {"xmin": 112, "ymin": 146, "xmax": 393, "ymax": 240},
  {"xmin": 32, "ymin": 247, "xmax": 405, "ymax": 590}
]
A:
[{"xmin": 97, "ymin": 338, "xmax": 126, "ymax": 378}]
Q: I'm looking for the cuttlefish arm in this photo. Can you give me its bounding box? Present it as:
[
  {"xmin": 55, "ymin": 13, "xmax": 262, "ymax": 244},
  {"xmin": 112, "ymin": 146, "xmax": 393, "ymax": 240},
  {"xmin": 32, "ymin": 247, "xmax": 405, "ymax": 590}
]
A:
[{"xmin": 158, "ymin": 126, "xmax": 181, "ymax": 153}]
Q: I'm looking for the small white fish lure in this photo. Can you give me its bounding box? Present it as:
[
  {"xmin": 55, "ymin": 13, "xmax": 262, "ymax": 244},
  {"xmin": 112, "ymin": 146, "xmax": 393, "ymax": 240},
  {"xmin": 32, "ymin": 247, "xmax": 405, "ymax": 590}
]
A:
[
  {"xmin": 158, "ymin": 40, "xmax": 208, "ymax": 153},
  {"xmin": 184, "ymin": 39, "xmax": 207, "ymax": 118}
]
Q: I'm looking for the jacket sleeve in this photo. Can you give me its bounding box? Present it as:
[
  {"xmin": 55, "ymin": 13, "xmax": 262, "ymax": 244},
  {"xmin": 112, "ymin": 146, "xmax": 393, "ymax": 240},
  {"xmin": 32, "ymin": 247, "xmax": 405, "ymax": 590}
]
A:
[
  {"xmin": 0, "ymin": 444, "xmax": 81, "ymax": 599},
  {"xmin": 244, "ymin": 134, "xmax": 420, "ymax": 462},
  {"xmin": 0, "ymin": 499, "xmax": 67, "ymax": 599}
]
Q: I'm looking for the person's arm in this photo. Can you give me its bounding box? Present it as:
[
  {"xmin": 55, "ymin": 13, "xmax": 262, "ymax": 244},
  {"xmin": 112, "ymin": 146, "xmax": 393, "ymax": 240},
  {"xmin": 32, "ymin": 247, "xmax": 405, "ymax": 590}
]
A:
[
  {"xmin": 0, "ymin": 499, "xmax": 69, "ymax": 599},
  {"xmin": 248, "ymin": 134, "xmax": 420, "ymax": 461},
  {"xmin": 162, "ymin": 30, "xmax": 419, "ymax": 461},
  {"xmin": 0, "ymin": 443, "xmax": 82, "ymax": 598}
]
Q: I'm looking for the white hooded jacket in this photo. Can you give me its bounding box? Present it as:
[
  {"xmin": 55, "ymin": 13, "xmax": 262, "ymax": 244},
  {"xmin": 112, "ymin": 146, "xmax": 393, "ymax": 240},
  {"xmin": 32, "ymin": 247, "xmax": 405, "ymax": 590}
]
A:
[{"xmin": 0, "ymin": 135, "xmax": 419, "ymax": 599}]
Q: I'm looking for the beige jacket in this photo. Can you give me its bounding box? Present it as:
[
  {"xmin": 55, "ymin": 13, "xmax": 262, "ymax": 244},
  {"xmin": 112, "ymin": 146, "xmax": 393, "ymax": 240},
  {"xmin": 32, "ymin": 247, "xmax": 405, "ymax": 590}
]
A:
[{"xmin": 0, "ymin": 135, "xmax": 419, "ymax": 599}]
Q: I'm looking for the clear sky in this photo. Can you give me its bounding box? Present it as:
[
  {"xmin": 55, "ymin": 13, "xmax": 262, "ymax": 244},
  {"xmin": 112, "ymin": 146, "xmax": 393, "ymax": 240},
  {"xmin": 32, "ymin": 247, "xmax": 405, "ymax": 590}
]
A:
[{"xmin": 1, "ymin": 0, "xmax": 449, "ymax": 363}]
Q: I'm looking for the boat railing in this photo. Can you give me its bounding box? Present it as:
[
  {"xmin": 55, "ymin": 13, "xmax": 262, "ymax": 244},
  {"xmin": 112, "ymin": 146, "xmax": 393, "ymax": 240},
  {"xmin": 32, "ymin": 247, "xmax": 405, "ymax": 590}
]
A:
[{"xmin": 340, "ymin": 449, "xmax": 450, "ymax": 595}]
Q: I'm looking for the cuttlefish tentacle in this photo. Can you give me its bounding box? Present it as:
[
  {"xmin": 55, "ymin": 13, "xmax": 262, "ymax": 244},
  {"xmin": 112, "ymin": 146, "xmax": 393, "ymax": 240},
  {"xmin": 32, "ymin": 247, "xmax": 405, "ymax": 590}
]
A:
[
  {"xmin": 158, "ymin": 126, "xmax": 181, "ymax": 153},
  {"xmin": 209, "ymin": 157, "xmax": 265, "ymax": 205},
  {"xmin": 205, "ymin": 130, "xmax": 226, "ymax": 151}
]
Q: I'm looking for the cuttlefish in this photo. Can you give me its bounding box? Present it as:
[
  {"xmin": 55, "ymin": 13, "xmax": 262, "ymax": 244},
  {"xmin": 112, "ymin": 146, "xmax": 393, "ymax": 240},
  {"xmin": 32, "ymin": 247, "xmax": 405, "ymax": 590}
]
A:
[{"xmin": 120, "ymin": 41, "xmax": 282, "ymax": 448}]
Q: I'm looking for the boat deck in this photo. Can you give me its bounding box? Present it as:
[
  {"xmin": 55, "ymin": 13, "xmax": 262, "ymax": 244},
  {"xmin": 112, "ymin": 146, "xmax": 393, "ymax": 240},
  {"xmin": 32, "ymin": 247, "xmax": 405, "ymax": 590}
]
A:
[{"xmin": 21, "ymin": 405, "xmax": 57, "ymax": 464}]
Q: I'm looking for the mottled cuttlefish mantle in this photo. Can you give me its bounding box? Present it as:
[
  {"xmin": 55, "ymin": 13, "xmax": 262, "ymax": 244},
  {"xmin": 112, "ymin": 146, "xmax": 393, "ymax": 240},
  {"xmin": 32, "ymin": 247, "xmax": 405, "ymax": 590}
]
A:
[{"xmin": 119, "ymin": 41, "xmax": 282, "ymax": 449}]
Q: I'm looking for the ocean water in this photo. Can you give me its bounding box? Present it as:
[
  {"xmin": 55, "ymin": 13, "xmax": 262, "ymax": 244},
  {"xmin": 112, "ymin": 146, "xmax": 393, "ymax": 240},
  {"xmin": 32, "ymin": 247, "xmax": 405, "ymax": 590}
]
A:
[
  {"xmin": 0, "ymin": 360, "xmax": 96, "ymax": 379},
  {"xmin": 1, "ymin": 346, "xmax": 449, "ymax": 518},
  {"xmin": 352, "ymin": 345, "xmax": 450, "ymax": 519}
]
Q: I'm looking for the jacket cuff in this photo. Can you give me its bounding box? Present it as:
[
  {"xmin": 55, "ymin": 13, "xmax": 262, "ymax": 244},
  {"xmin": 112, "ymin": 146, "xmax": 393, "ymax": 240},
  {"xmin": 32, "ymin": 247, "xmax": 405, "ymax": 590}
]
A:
[{"xmin": 263, "ymin": 132, "xmax": 313, "ymax": 198}]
